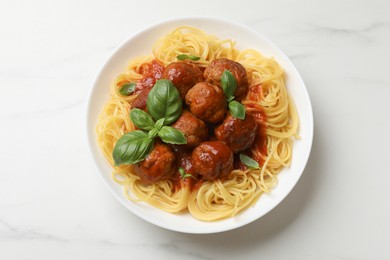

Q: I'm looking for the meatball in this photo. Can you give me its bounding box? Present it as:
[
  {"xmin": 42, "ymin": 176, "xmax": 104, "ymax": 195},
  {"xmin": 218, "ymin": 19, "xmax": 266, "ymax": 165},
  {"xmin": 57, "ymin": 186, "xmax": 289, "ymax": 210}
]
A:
[
  {"xmin": 185, "ymin": 82, "xmax": 227, "ymax": 123},
  {"xmin": 214, "ymin": 112, "xmax": 258, "ymax": 153},
  {"xmin": 169, "ymin": 151, "xmax": 198, "ymax": 188},
  {"xmin": 132, "ymin": 86, "xmax": 152, "ymax": 110},
  {"xmin": 171, "ymin": 110, "xmax": 208, "ymax": 148},
  {"xmin": 133, "ymin": 143, "xmax": 175, "ymax": 184},
  {"xmin": 192, "ymin": 141, "xmax": 233, "ymax": 180},
  {"xmin": 178, "ymin": 151, "xmax": 198, "ymax": 178},
  {"xmin": 162, "ymin": 62, "xmax": 203, "ymax": 100},
  {"xmin": 204, "ymin": 58, "xmax": 248, "ymax": 100}
]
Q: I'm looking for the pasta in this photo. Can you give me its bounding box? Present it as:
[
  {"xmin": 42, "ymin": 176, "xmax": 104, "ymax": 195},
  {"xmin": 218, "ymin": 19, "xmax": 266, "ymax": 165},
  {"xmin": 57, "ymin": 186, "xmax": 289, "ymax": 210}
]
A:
[{"xmin": 96, "ymin": 26, "xmax": 299, "ymax": 221}]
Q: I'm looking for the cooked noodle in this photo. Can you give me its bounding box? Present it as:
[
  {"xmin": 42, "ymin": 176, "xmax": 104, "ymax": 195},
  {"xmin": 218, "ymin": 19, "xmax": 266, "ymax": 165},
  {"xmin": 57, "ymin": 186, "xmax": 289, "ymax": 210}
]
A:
[{"xmin": 96, "ymin": 26, "xmax": 299, "ymax": 221}]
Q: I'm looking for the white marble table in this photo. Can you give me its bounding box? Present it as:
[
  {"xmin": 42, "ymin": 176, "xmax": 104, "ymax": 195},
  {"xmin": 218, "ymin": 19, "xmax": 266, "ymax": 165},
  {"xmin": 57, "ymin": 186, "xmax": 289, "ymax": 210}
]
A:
[{"xmin": 1, "ymin": 0, "xmax": 389, "ymax": 259}]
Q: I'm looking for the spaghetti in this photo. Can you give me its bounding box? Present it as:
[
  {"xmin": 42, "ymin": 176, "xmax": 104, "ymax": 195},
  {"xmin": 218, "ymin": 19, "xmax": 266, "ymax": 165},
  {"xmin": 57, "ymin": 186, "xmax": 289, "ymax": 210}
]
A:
[{"xmin": 96, "ymin": 26, "xmax": 299, "ymax": 221}]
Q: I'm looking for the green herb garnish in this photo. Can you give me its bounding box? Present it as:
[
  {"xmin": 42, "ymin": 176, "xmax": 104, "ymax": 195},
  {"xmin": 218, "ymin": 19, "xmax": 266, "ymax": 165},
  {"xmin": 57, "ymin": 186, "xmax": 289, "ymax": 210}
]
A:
[
  {"xmin": 228, "ymin": 101, "xmax": 246, "ymax": 120},
  {"xmin": 176, "ymin": 54, "xmax": 201, "ymax": 61},
  {"xmin": 239, "ymin": 154, "xmax": 260, "ymax": 169},
  {"xmin": 130, "ymin": 108, "xmax": 155, "ymax": 131},
  {"xmin": 179, "ymin": 167, "xmax": 195, "ymax": 179},
  {"xmin": 113, "ymin": 130, "xmax": 154, "ymax": 166},
  {"xmin": 119, "ymin": 82, "xmax": 136, "ymax": 96},
  {"xmin": 221, "ymin": 70, "xmax": 237, "ymax": 98},
  {"xmin": 221, "ymin": 70, "xmax": 246, "ymax": 119},
  {"xmin": 158, "ymin": 126, "xmax": 187, "ymax": 144},
  {"xmin": 146, "ymin": 79, "xmax": 183, "ymax": 125},
  {"xmin": 113, "ymin": 79, "xmax": 187, "ymax": 166}
]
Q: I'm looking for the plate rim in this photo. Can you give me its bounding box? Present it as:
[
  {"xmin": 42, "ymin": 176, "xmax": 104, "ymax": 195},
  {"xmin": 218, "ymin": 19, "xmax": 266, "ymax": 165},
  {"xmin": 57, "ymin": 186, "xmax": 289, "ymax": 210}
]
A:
[{"xmin": 86, "ymin": 16, "xmax": 314, "ymax": 234}]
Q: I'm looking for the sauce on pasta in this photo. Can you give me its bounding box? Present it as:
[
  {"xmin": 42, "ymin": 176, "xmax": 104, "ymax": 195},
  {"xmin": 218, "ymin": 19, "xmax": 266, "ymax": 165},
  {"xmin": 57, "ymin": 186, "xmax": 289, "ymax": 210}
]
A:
[{"xmin": 96, "ymin": 26, "xmax": 299, "ymax": 221}]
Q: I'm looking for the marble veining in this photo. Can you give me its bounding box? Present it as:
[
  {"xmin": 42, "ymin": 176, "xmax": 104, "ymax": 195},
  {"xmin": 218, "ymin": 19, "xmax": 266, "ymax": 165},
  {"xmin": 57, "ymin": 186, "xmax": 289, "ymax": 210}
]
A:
[
  {"xmin": 0, "ymin": 0, "xmax": 389, "ymax": 259},
  {"xmin": 0, "ymin": 218, "xmax": 68, "ymax": 243},
  {"xmin": 309, "ymin": 21, "xmax": 390, "ymax": 34},
  {"xmin": 0, "ymin": 100, "xmax": 85, "ymax": 121}
]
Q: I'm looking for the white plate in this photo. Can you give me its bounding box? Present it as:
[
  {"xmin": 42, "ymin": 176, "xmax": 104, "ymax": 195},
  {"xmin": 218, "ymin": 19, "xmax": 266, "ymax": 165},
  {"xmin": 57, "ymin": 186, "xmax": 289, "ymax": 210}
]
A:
[{"xmin": 86, "ymin": 17, "xmax": 313, "ymax": 234}]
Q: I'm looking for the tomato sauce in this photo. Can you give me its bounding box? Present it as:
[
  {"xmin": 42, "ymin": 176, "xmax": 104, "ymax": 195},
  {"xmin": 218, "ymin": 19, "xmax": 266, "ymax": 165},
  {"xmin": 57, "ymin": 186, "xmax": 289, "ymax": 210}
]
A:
[
  {"xmin": 172, "ymin": 172, "xmax": 202, "ymax": 192},
  {"xmin": 127, "ymin": 60, "xmax": 268, "ymax": 189},
  {"xmin": 245, "ymin": 85, "xmax": 268, "ymax": 166},
  {"xmin": 116, "ymin": 60, "xmax": 165, "ymax": 95},
  {"xmin": 135, "ymin": 60, "xmax": 165, "ymax": 94},
  {"xmin": 252, "ymin": 125, "xmax": 267, "ymax": 166},
  {"xmin": 171, "ymin": 148, "xmax": 203, "ymax": 191}
]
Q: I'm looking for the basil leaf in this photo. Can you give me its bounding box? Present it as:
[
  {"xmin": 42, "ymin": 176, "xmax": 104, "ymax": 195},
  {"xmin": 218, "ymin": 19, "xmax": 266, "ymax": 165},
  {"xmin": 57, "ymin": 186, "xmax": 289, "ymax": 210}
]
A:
[
  {"xmin": 112, "ymin": 130, "xmax": 154, "ymax": 166},
  {"xmin": 147, "ymin": 79, "xmax": 182, "ymax": 125},
  {"xmin": 148, "ymin": 128, "xmax": 159, "ymax": 139},
  {"xmin": 179, "ymin": 167, "xmax": 186, "ymax": 176},
  {"xmin": 177, "ymin": 54, "xmax": 200, "ymax": 61},
  {"xmin": 130, "ymin": 108, "xmax": 155, "ymax": 131},
  {"xmin": 221, "ymin": 70, "xmax": 237, "ymax": 99},
  {"xmin": 154, "ymin": 118, "xmax": 165, "ymax": 131},
  {"xmin": 158, "ymin": 126, "xmax": 187, "ymax": 144},
  {"xmin": 239, "ymin": 154, "xmax": 260, "ymax": 169},
  {"xmin": 179, "ymin": 167, "xmax": 195, "ymax": 179},
  {"xmin": 119, "ymin": 82, "xmax": 136, "ymax": 96},
  {"xmin": 227, "ymin": 96, "xmax": 235, "ymax": 102},
  {"xmin": 229, "ymin": 100, "xmax": 246, "ymax": 120}
]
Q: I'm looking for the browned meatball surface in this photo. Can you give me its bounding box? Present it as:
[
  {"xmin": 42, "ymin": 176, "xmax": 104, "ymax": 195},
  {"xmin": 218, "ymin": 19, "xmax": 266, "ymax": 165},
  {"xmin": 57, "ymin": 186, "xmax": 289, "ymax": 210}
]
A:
[
  {"xmin": 204, "ymin": 58, "xmax": 248, "ymax": 100},
  {"xmin": 178, "ymin": 151, "xmax": 197, "ymax": 177},
  {"xmin": 171, "ymin": 110, "xmax": 208, "ymax": 148},
  {"xmin": 132, "ymin": 86, "xmax": 152, "ymax": 110},
  {"xmin": 192, "ymin": 141, "xmax": 233, "ymax": 180},
  {"xmin": 133, "ymin": 143, "xmax": 175, "ymax": 184},
  {"xmin": 185, "ymin": 82, "xmax": 227, "ymax": 123},
  {"xmin": 214, "ymin": 112, "xmax": 258, "ymax": 153},
  {"xmin": 162, "ymin": 62, "xmax": 203, "ymax": 100}
]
